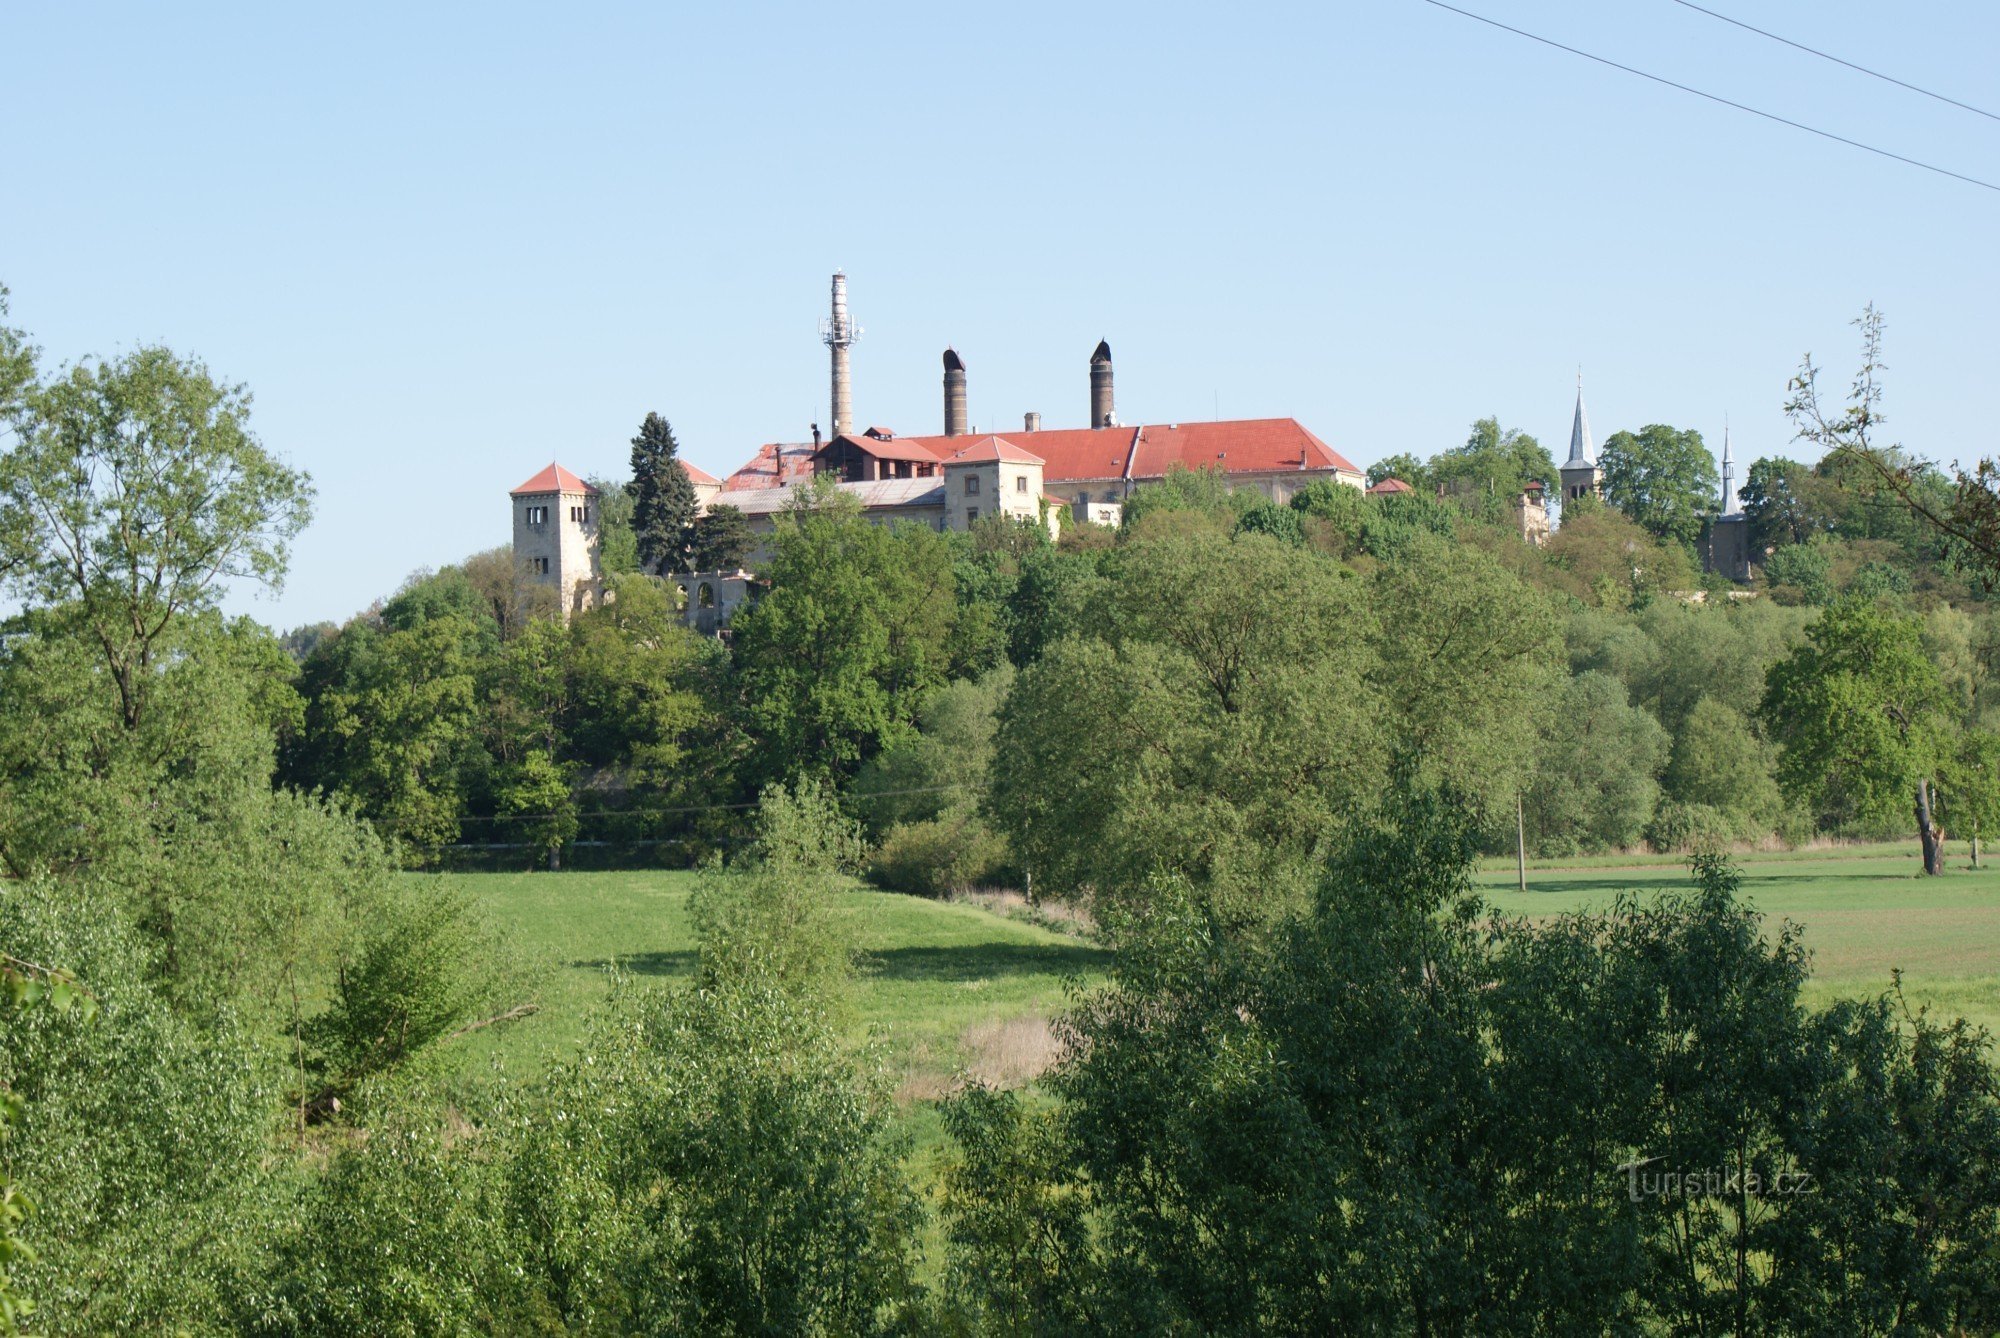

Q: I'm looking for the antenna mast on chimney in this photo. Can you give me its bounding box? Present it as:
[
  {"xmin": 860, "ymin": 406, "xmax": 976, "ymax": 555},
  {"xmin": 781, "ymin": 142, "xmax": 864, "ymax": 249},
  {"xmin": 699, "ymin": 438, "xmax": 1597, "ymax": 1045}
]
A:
[{"xmin": 820, "ymin": 271, "xmax": 862, "ymax": 438}]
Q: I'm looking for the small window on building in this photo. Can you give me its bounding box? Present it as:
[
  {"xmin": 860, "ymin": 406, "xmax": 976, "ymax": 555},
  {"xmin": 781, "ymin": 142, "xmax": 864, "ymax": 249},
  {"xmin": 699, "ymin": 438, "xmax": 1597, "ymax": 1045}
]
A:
[
  {"xmin": 1015, "ymin": 475, "xmax": 1027, "ymax": 493},
  {"xmin": 966, "ymin": 507, "xmax": 979, "ymax": 527},
  {"xmin": 965, "ymin": 475, "xmax": 980, "ymax": 495}
]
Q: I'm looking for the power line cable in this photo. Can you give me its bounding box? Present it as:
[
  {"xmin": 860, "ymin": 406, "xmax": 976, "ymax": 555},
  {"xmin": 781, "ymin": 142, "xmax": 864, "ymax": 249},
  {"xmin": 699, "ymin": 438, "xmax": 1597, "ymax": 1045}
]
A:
[
  {"xmin": 1666, "ymin": 0, "xmax": 2000, "ymax": 124},
  {"xmin": 1417, "ymin": 0, "xmax": 2000, "ymax": 195}
]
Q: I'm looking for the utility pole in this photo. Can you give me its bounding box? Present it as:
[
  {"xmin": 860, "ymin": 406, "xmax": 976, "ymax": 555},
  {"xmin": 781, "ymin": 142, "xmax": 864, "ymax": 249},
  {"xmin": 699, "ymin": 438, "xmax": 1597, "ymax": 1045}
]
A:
[{"xmin": 1516, "ymin": 793, "xmax": 1528, "ymax": 893}]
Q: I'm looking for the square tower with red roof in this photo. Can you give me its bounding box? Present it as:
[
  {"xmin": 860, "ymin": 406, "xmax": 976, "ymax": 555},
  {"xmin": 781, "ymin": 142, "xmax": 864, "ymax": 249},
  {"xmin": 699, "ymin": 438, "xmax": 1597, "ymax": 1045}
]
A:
[{"xmin": 511, "ymin": 462, "xmax": 602, "ymax": 618}]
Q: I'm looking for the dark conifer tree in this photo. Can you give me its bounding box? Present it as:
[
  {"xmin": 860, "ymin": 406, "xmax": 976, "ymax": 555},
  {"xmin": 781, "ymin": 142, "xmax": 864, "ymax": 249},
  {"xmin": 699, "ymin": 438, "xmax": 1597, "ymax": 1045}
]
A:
[
  {"xmin": 629, "ymin": 412, "xmax": 698, "ymax": 574},
  {"xmin": 689, "ymin": 504, "xmax": 756, "ymax": 573}
]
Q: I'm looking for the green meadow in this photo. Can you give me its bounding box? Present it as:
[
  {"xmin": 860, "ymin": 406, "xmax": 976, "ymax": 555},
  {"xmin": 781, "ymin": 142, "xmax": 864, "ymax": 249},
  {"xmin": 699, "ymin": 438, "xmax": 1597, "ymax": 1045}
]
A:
[{"xmin": 437, "ymin": 839, "xmax": 2000, "ymax": 1110}]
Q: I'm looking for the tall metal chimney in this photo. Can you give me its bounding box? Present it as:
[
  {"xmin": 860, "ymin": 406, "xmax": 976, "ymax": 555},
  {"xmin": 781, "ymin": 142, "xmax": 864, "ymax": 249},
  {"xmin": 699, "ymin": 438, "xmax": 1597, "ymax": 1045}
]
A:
[
  {"xmin": 820, "ymin": 271, "xmax": 861, "ymax": 438},
  {"xmin": 1089, "ymin": 340, "xmax": 1114, "ymax": 428},
  {"xmin": 942, "ymin": 348, "xmax": 968, "ymax": 437}
]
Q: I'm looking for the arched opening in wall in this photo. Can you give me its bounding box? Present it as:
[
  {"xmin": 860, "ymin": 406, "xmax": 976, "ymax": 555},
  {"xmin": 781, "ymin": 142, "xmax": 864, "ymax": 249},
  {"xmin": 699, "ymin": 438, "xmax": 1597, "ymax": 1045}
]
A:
[{"xmin": 697, "ymin": 583, "xmax": 715, "ymax": 609}]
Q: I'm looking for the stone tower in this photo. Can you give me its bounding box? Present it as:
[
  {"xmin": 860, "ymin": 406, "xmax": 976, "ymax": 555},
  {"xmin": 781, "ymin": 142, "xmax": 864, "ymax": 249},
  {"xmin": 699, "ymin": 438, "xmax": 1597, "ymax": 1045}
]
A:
[
  {"xmin": 1558, "ymin": 376, "xmax": 1602, "ymax": 503},
  {"xmin": 511, "ymin": 462, "xmax": 601, "ymax": 619}
]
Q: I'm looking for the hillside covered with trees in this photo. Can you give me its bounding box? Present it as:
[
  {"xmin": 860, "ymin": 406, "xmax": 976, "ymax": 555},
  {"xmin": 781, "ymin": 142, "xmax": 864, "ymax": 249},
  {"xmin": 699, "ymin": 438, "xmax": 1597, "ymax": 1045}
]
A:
[{"xmin": 4, "ymin": 292, "xmax": 2000, "ymax": 1332}]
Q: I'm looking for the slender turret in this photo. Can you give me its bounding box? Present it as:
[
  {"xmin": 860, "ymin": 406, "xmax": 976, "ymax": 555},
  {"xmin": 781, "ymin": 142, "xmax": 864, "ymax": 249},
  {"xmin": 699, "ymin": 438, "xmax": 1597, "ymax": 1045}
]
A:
[
  {"xmin": 1089, "ymin": 340, "xmax": 1114, "ymax": 428},
  {"xmin": 943, "ymin": 348, "xmax": 968, "ymax": 437},
  {"xmin": 1721, "ymin": 424, "xmax": 1736, "ymax": 515},
  {"xmin": 820, "ymin": 271, "xmax": 861, "ymax": 437}
]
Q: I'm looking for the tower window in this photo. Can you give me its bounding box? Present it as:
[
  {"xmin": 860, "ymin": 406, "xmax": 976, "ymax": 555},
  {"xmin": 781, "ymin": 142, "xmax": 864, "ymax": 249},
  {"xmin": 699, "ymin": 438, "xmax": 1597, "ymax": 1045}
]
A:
[
  {"xmin": 966, "ymin": 507, "xmax": 979, "ymax": 527},
  {"xmin": 1015, "ymin": 475, "xmax": 1027, "ymax": 493},
  {"xmin": 525, "ymin": 505, "xmax": 550, "ymax": 524},
  {"xmin": 965, "ymin": 475, "xmax": 980, "ymax": 495}
]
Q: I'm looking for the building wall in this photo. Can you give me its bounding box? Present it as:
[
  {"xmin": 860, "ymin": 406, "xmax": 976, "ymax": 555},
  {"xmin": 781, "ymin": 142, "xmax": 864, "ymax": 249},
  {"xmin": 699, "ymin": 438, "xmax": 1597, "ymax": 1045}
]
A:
[
  {"xmin": 512, "ymin": 487, "xmax": 601, "ymax": 616},
  {"xmin": 945, "ymin": 460, "xmax": 1044, "ymax": 531}
]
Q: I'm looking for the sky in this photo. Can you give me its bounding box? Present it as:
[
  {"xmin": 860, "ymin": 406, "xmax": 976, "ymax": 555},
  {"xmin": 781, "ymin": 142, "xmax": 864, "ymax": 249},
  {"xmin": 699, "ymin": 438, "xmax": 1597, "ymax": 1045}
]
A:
[{"xmin": 3, "ymin": 1, "xmax": 1995, "ymax": 628}]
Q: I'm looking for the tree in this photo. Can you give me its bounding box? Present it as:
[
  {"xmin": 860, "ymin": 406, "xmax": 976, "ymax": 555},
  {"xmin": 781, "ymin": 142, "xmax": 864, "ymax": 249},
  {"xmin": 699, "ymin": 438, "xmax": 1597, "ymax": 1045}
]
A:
[
  {"xmin": 628, "ymin": 412, "xmax": 698, "ymax": 575},
  {"xmin": 1527, "ymin": 670, "xmax": 1671, "ymax": 854},
  {"xmin": 0, "ymin": 346, "xmax": 312, "ymax": 729},
  {"xmin": 1760, "ymin": 599, "xmax": 1952, "ymax": 873},
  {"xmin": 1432, "ymin": 417, "xmax": 1558, "ymax": 513},
  {"xmin": 1661, "ymin": 697, "xmax": 1783, "ymax": 839},
  {"xmin": 587, "ymin": 473, "xmax": 639, "ymax": 575},
  {"xmin": 688, "ymin": 503, "xmax": 755, "ymax": 572},
  {"xmin": 729, "ymin": 480, "xmax": 959, "ymax": 786},
  {"xmin": 1367, "ymin": 451, "xmax": 1426, "ymax": 489},
  {"xmin": 1599, "ymin": 424, "xmax": 1720, "ymax": 549},
  {"xmin": 1739, "ymin": 456, "xmax": 1836, "ymax": 553},
  {"xmin": 987, "ymin": 531, "xmax": 1380, "ymax": 913}
]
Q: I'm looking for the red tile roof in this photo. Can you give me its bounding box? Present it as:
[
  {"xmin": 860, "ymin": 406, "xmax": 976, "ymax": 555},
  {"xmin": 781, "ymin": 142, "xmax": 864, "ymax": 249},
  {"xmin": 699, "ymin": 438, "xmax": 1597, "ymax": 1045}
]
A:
[
  {"xmin": 946, "ymin": 435, "xmax": 1045, "ymax": 466},
  {"xmin": 1367, "ymin": 477, "xmax": 1413, "ymax": 495},
  {"xmin": 718, "ymin": 418, "xmax": 1357, "ymax": 491},
  {"xmin": 682, "ymin": 460, "xmax": 721, "ymax": 488},
  {"xmin": 511, "ymin": 462, "xmax": 599, "ymax": 496},
  {"xmin": 836, "ymin": 432, "xmax": 944, "ymax": 464}
]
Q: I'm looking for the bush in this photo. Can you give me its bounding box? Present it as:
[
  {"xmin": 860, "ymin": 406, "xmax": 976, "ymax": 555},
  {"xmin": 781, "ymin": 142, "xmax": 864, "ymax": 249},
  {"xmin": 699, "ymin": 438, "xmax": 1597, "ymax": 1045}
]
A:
[
  {"xmin": 1647, "ymin": 800, "xmax": 1736, "ymax": 854},
  {"xmin": 867, "ymin": 808, "xmax": 1012, "ymax": 898}
]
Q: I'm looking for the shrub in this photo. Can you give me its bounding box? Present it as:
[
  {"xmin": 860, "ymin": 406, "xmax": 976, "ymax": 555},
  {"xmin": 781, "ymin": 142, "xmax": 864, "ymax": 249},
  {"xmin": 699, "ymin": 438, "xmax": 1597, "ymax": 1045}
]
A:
[
  {"xmin": 867, "ymin": 808, "xmax": 1012, "ymax": 898},
  {"xmin": 1647, "ymin": 799, "xmax": 1736, "ymax": 853}
]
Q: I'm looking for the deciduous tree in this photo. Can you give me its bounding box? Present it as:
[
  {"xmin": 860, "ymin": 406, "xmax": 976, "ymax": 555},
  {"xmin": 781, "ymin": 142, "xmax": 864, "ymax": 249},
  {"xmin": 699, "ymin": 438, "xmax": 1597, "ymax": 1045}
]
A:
[
  {"xmin": 1600, "ymin": 423, "xmax": 1719, "ymax": 550},
  {"xmin": 1760, "ymin": 599, "xmax": 1952, "ymax": 873}
]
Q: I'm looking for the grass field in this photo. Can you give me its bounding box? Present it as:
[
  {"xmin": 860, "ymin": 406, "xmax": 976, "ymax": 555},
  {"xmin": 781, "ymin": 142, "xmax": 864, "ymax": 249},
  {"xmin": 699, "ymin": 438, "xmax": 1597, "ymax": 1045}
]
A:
[
  {"xmin": 427, "ymin": 841, "xmax": 2000, "ymax": 1118},
  {"xmin": 1476, "ymin": 841, "xmax": 2000, "ymax": 1036},
  {"xmin": 428, "ymin": 870, "xmax": 1110, "ymax": 1112}
]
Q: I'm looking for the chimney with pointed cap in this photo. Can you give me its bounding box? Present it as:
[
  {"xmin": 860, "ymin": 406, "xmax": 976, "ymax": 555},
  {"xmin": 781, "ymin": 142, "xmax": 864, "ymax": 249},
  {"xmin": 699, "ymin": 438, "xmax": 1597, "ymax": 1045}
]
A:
[
  {"xmin": 1089, "ymin": 340, "xmax": 1114, "ymax": 428},
  {"xmin": 942, "ymin": 348, "xmax": 968, "ymax": 437}
]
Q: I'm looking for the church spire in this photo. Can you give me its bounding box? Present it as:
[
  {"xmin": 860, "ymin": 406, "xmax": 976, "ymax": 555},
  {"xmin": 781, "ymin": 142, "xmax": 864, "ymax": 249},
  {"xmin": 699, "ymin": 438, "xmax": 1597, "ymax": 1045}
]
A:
[
  {"xmin": 1720, "ymin": 420, "xmax": 1736, "ymax": 516},
  {"xmin": 1565, "ymin": 371, "xmax": 1594, "ymax": 466}
]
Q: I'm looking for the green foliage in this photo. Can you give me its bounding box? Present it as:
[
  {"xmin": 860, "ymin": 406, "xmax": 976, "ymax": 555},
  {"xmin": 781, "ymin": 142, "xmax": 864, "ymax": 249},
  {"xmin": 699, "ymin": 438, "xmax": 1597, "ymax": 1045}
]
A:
[
  {"xmin": 938, "ymin": 1086, "xmax": 1096, "ymax": 1332},
  {"xmin": 1741, "ymin": 455, "xmax": 1837, "ymax": 552},
  {"xmin": 0, "ymin": 878, "xmax": 271, "ymax": 1331},
  {"xmin": 0, "ymin": 345, "xmax": 312, "ymax": 730},
  {"xmin": 1763, "ymin": 537, "xmax": 1835, "ymax": 605},
  {"xmin": 1371, "ymin": 534, "xmax": 1560, "ymax": 816},
  {"xmin": 852, "ymin": 668, "xmax": 1009, "ymax": 834},
  {"xmin": 1543, "ymin": 505, "xmax": 1699, "ymax": 607},
  {"xmin": 1366, "ymin": 451, "xmax": 1427, "ymax": 490},
  {"xmin": 991, "ymin": 532, "xmax": 1379, "ymax": 916},
  {"xmin": 286, "ymin": 616, "xmax": 482, "ymax": 850},
  {"xmin": 1599, "ymin": 423, "xmax": 1719, "ymax": 548},
  {"xmin": 867, "ymin": 808, "xmax": 1012, "ymax": 898},
  {"xmin": 1660, "ymin": 697, "xmax": 1782, "ymax": 839},
  {"xmin": 1528, "ymin": 671, "xmax": 1670, "ymax": 854},
  {"xmin": 628, "ymin": 412, "xmax": 699, "ymax": 574},
  {"xmin": 1119, "ymin": 463, "xmax": 1257, "ymax": 533},
  {"xmin": 252, "ymin": 1102, "xmax": 517, "ymax": 1336},
  {"xmin": 1431, "ymin": 416, "xmax": 1558, "ymax": 520},
  {"xmin": 1761, "ymin": 599, "xmax": 1949, "ymax": 833},
  {"xmin": 689, "ymin": 502, "xmax": 756, "ymax": 572},
  {"xmin": 730, "ymin": 480, "xmax": 960, "ymax": 786},
  {"xmin": 1232, "ymin": 497, "xmax": 1304, "ymax": 545},
  {"xmin": 1358, "ymin": 486, "xmax": 1458, "ymax": 561},
  {"xmin": 305, "ymin": 883, "xmax": 510, "ymax": 1101},
  {"xmin": 588, "ymin": 471, "xmax": 640, "ymax": 575}
]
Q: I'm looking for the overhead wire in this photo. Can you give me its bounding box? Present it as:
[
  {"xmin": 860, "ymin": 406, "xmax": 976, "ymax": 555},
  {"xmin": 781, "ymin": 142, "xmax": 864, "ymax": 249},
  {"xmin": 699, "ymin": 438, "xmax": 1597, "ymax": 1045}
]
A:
[
  {"xmin": 1416, "ymin": 0, "xmax": 2000, "ymax": 195},
  {"xmin": 1666, "ymin": 0, "xmax": 2000, "ymax": 124}
]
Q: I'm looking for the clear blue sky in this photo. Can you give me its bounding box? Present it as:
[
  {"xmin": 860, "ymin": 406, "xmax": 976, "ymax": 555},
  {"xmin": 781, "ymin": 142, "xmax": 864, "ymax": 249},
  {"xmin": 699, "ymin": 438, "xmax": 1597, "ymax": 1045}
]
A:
[{"xmin": 4, "ymin": 1, "xmax": 1994, "ymax": 628}]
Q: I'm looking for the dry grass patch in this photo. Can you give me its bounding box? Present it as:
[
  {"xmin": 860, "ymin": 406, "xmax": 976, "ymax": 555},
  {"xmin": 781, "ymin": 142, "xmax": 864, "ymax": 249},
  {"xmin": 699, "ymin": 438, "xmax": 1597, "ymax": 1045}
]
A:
[{"xmin": 961, "ymin": 1013, "xmax": 1064, "ymax": 1088}]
